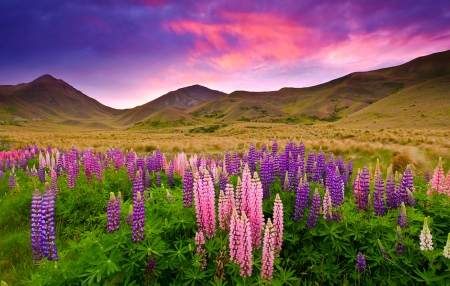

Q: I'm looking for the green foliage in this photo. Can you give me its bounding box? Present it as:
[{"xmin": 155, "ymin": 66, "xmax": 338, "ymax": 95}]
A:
[{"xmin": 1, "ymin": 148, "xmax": 450, "ymax": 285}]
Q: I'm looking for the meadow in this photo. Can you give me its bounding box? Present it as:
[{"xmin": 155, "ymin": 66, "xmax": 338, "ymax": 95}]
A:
[{"xmin": 1, "ymin": 123, "xmax": 450, "ymax": 285}]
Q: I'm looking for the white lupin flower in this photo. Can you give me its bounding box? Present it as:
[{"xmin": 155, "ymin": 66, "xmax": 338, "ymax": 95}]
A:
[
  {"xmin": 443, "ymin": 233, "xmax": 450, "ymax": 259},
  {"xmin": 419, "ymin": 217, "xmax": 433, "ymax": 251}
]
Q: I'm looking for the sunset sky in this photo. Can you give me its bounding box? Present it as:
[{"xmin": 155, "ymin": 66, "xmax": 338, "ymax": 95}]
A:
[{"xmin": 1, "ymin": 0, "xmax": 450, "ymax": 109}]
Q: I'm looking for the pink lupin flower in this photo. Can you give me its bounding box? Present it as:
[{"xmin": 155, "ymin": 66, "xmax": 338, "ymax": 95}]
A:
[
  {"xmin": 218, "ymin": 190, "xmax": 227, "ymax": 231},
  {"xmin": 323, "ymin": 188, "xmax": 333, "ymax": 221},
  {"xmin": 235, "ymin": 177, "xmax": 243, "ymax": 216},
  {"xmin": 261, "ymin": 218, "xmax": 275, "ymax": 281},
  {"xmin": 273, "ymin": 193, "xmax": 284, "ymax": 257},
  {"xmin": 193, "ymin": 171, "xmax": 205, "ymax": 232},
  {"xmin": 229, "ymin": 209, "xmax": 240, "ymax": 262},
  {"xmin": 251, "ymin": 172, "xmax": 264, "ymax": 249},
  {"xmin": 239, "ymin": 212, "xmax": 253, "ymax": 277},
  {"xmin": 428, "ymin": 157, "xmax": 446, "ymax": 196},
  {"xmin": 203, "ymin": 170, "xmax": 216, "ymax": 239},
  {"xmin": 445, "ymin": 169, "xmax": 450, "ymax": 196},
  {"xmin": 195, "ymin": 231, "xmax": 207, "ymax": 271}
]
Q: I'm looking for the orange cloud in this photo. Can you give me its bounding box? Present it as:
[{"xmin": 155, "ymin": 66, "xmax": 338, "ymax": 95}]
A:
[{"xmin": 166, "ymin": 12, "xmax": 316, "ymax": 71}]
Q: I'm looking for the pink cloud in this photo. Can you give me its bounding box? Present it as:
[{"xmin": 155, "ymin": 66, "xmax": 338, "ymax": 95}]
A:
[{"xmin": 166, "ymin": 12, "xmax": 319, "ymax": 71}]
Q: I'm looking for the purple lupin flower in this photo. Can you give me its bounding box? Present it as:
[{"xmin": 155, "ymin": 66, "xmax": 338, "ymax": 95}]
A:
[
  {"xmin": 144, "ymin": 255, "xmax": 157, "ymax": 283},
  {"xmin": 395, "ymin": 226, "xmax": 404, "ymax": 254},
  {"xmin": 132, "ymin": 192, "xmax": 145, "ymax": 242},
  {"xmin": 297, "ymin": 175, "xmax": 311, "ymax": 222},
  {"xmin": 306, "ymin": 189, "xmax": 321, "ymax": 228},
  {"xmin": 401, "ymin": 166, "xmax": 414, "ymax": 206},
  {"xmin": 133, "ymin": 170, "xmax": 143, "ymax": 202},
  {"xmin": 219, "ymin": 170, "xmax": 229, "ymax": 193},
  {"xmin": 156, "ymin": 171, "xmax": 161, "ymax": 187},
  {"xmin": 107, "ymin": 192, "xmax": 121, "ymax": 233},
  {"xmin": 425, "ymin": 170, "xmax": 430, "ymax": 182},
  {"xmin": 126, "ymin": 205, "xmax": 133, "ymax": 226},
  {"xmin": 137, "ymin": 156, "xmax": 145, "ymax": 171},
  {"xmin": 183, "ymin": 168, "xmax": 194, "ymax": 208},
  {"xmin": 358, "ymin": 166, "xmax": 370, "ymax": 211},
  {"xmin": 356, "ymin": 252, "xmax": 366, "ymax": 274},
  {"xmin": 313, "ymin": 149, "xmax": 326, "ymax": 183},
  {"xmin": 248, "ymin": 142, "xmax": 257, "ymax": 173},
  {"xmin": 31, "ymin": 189, "xmax": 43, "ymax": 261},
  {"xmin": 397, "ymin": 202, "xmax": 409, "ymax": 228},
  {"xmin": 385, "ymin": 173, "xmax": 397, "ymax": 210},
  {"xmin": 67, "ymin": 163, "xmax": 75, "ymax": 189},
  {"xmin": 271, "ymin": 140, "xmax": 278, "ymax": 156},
  {"xmin": 374, "ymin": 173, "xmax": 386, "ymax": 216},
  {"xmin": 406, "ymin": 188, "xmax": 415, "ymax": 207},
  {"xmin": 8, "ymin": 172, "xmax": 15, "ymax": 189},
  {"xmin": 38, "ymin": 165, "xmax": 45, "ymax": 183},
  {"xmin": 0, "ymin": 170, "xmax": 4, "ymax": 179},
  {"xmin": 168, "ymin": 158, "xmax": 174, "ymax": 188},
  {"xmin": 144, "ymin": 169, "xmax": 150, "ymax": 190},
  {"xmin": 41, "ymin": 183, "xmax": 58, "ymax": 261},
  {"xmin": 260, "ymin": 154, "xmax": 271, "ymax": 199}
]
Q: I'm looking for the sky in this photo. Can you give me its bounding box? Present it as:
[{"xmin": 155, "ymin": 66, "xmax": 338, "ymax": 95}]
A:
[{"xmin": 1, "ymin": 0, "xmax": 450, "ymax": 109}]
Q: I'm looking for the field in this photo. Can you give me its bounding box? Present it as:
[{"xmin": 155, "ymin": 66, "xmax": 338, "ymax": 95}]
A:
[{"xmin": 1, "ymin": 123, "xmax": 450, "ymax": 285}]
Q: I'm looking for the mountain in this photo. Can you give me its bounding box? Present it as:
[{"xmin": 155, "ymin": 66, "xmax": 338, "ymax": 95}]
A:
[
  {"xmin": 1, "ymin": 49, "xmax": 450, "ymax": 129},
  {"xmin": 186, "ymin": 50, "xmax": 450, "ymax": 124},
  {"xmin": 0, "ymin": 74, "xmax": 122, "ymax": 123},
  {"xmin": 114, "ymin": 85, "xmax": 226, "ymax": 125}
]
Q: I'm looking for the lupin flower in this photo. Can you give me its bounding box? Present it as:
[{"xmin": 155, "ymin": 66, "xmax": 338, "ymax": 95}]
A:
[
  {"xmin": 67, "ymin": 163, "xmax": 75, "ymax": 189},
  {"xmin": 195, "ymin": 231, "xmax": 207, "ymax": 271},
  {"xmin": 156, "ymin": 171, "xmax": 161, "ymax": 187},
  {"xmin": 428, "ymin": 157, "xmax": 446, "ymax": 195},
  {"xmin": 419, "ymin": 217, "xmax": 433, "ymax": 251},
  {"xmin": 107, "ymin": 192, "xmax": 121, "ymax": 233},
  {"xmin": 397, "ymin": 202, "xmax": 409, "ymax": 228},
  {"xmin": 443, "ymin": 233, "xmax": 450, "ymax": 259},
  {"xmin": 356, "ymin": 252, "xmax": 366, "ymax": 274},
  {"xmin": 51, "ymin": 169, "xmax": 59, "ymax": 195},
  {"xmin": 238, "ymin": 212, "xmax": 253, "ymax": 277},
  {"xmin": 323, "ymin": 188, "xmax": 333, "ymax": 221},
  {"xmin": 261, "ymin": 218, "xmax": 275, "ymax": 281},
  {"xmin": 294, "ymin": 176, "xmax": 310, "ymax": 222},
  {"xmin": 31, "ymin": 189, "xmax": 43, "ymax": 261},
  {"xmin": 133, "ymin": 170, "xmax": 143, "ymax": 202},
  {"xmin": 8, "ymin": 172, "xmax": 15, "ymax": 189},
  {"xmin": 132, "ymin": 192, "xmax": 145, "ymax": 242},
  {"xmin": 41, "ymin": 183, "xmax": 58, "ymax": 261},
  {"xmin": 250, "ymin": 172, "xmax": 264, "ymax": 249},
  {"xmin": 406, "ymin": 188, "xmax": 415, "ymax": 207},
  {"xmin": 183, "ymin": 168, "xmax": 193, "ymax": 208},
  {"xmin": 395, "ymin": 226, "xmax": 404, "ymax": 254},
  {"xmin": 385, "ymin": 173, "xmax": 398, "ymax": 210},
  {"xmin": 374, "ymin": 173, "xmax": 386, "ymax": 216},
  {"xmin": 144, "ymin": 255, "xmax": 157, "ymax": 283},
  {"xmin": 229, "ymin": 209, "xmax": 240, "ymax": 262},
  {"xmin": 306, "ymin": 189, "xmax": 321, "ymax": 228},
  {"xmin": 425, "ymin": 170, "xmax": 430, "ymax": 182},
  {"xmin": 126, "ymin": 205, "xmax": 133, "ymax": 226},
  {"xmin": 273, "ymin": 193, "xmax": 284, "ymax": 256}
]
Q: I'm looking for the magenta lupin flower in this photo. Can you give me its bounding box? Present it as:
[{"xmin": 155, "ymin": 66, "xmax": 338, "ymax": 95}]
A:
[
  {"xmin": 261, "ymin": 218, "xmax": 275, "ymax": 281},
  {"xmin": 107, "ymin": 192, "xmax": 121, "ymax": 233},
  {"xmin": 238, "ymin": 212, "xmax": 253, "ymax": 277},
  {"xmin": 51, "ymin": 169, "xmax": 59, "ymax": 195},
  {"xmin": 273, "ymin": 193, "xmax": 284, "ymax": 257},
  {"xmin": 132, "ymin": 192, "xmax": 145, "ymax": 242}
]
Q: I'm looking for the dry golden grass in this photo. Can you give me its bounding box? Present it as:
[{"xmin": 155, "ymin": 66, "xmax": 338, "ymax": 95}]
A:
[{"xmin": 1, "ymin": 121, "xmax": 449, "ymax": 172}]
